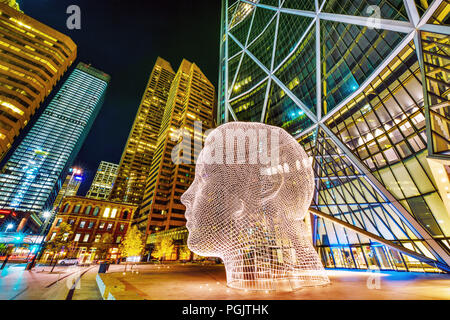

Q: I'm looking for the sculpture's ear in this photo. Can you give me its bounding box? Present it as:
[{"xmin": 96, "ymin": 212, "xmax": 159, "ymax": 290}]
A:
[{"xmin": 231, "ymin": 199, "xmax": 245, "ymax": 220}]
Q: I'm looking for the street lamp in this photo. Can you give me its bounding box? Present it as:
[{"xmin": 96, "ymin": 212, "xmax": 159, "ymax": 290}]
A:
[{"xmin": 26, "ymin": 167, "xmax": 83, "ymax": 270}]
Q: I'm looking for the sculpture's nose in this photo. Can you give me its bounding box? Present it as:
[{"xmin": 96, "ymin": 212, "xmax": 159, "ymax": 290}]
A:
[{"xmin": 180, "ymin": 185, "xmax": 193, "ymax": 207}]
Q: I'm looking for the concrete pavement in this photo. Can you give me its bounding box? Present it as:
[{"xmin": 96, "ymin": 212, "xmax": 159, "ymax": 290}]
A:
[
  {"xmin": 100, "ymin": 263, "xmax": 450, "ymax": 300},
  {"xmin": 0, "ymin": 263, "xmax": 102, "ymax": 300}
]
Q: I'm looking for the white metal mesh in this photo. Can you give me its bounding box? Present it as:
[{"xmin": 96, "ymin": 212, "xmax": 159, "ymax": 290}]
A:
[{"xmin": 181, "ymin": 122, "xmax": 330, "ymax": 291}]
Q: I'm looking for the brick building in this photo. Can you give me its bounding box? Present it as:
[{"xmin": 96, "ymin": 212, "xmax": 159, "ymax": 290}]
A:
[{"xmin": 44, "ymin": 196, "xmax": 137, "ymax": 263}]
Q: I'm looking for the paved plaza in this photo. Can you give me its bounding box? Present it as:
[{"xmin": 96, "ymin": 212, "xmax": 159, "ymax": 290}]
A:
[
  {"xmin": 100, "ymin": 264, "xmax": 450, "ymax": 300},
  {"xmin": 0, "ymin": 263, "xmax": 101, "ymax": 300}
]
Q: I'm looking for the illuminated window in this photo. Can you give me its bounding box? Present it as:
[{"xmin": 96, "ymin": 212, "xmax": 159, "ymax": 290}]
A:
[
  {"xmin": 73, "ymin": 204, "xmax": 81, "ymax": 213},
  {"xmin": 107, "ymin": 223, "xmax": 113, "ymax": 230},
  {"xmin": 74, "ymin": 233, "xmax": 80, "ymax": 242},
  {"xmin": 83, "ymin": 234, "xmax": 89, "ymax": 242},
  {"xmin": 88, "ymin": 221, "xmax": 94, "ymax": 229},
  {"xmin": 84, "ymin": 205, "xmax": 92, "ymax": 215},
  {"xmin": 111, "ymin": 208, "xmax": 117, "ymax": 218},
  {"xmin": 103, "ymin": 207, "xmax": 110, "ymax": 218},
  {"xmin": 99, "ymin": 222, "xmax": 105, "ymax": 229},
  {"xmin": 93, "ymin": 207, "xmax": 100, "ymax": 216},
  {"xmin": 94, "ymin": 234, "xmax": 101, "ymax": 243},
  {"xmin": 79, "ymin": 221, "xmax": 86, "ymax": 228}
]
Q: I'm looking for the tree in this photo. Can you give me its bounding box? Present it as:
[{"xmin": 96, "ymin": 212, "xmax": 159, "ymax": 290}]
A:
[
  {"xmin": 119, "ymin": 226, "xmax": 144, "ymax": 271},
  {"xmin": 151, "ymin": 237, "xmax": 175, "ymax": 261},
  {"xmin": 94, "ymin": 233, "xmax": 114, "ymax": 260},
  {"xmin": 0, "ymin": 245, "xmax": 14, "ymax": 270},
  {"xmin": 44, "ymin": 222, "xmax": 73, "ymax": 272},
  {"xmin": 178, "ymin": 245, "xmax": 192, "ymax": 261}
]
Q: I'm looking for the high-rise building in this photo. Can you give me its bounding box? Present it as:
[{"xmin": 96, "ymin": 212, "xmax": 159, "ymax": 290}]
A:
[
  {"xmin": 0, "ymin": 62, "xmax": 110, "ymax": 229},
  {"xmin": 0, "ymin": 3, "xmax": 77, "ymax": 158},
  {"xmin": 52, "ymin": 167, "xmax": 83, "ymax": 210},
  {"xmin": 138, "ymin": 59, "xmax": 215, "ymax": 234},
  {"xmin": 219, "ymin": 1, "xmax": 450, "ymax": 273},
  {"xmin": 109, "ymin": 57, "xmax": 175, "ymax": 204},
  {"xmin": 87, "ymin": 161, "xmax": 119, "ymax": 200}
]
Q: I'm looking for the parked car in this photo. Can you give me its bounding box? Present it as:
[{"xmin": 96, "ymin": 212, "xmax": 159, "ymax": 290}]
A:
[{"xmin": 57, "ymin": 258, "xmax": 79, "ymax": 265}]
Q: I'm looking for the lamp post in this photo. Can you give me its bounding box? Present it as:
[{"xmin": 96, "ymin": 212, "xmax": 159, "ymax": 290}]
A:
[
  {"xmin": 5, "ymin": 223, "xmax": 14, "ymax": 232},
  {"xmin": 26, "ymin": 167, "xmax": 82, "ymax": 270}
]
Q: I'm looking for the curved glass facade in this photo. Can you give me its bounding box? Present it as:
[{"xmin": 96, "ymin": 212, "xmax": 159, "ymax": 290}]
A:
[{"xmin": 219, "ymin": 0, "xmax": 450, "ymax": 273}]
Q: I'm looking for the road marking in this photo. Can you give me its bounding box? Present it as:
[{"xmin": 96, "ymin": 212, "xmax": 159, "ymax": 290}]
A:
[
  {"xmin": 45, "ymin": 267, "xmax": 86, "ymax": 288},
  {"xmin": 9, "ymin": 286, "xmax": 29, "ymax": 300}
]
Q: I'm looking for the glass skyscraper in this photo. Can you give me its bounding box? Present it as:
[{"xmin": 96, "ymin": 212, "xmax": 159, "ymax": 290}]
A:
[
  {"xmin": 219, "ymin": 1, "xmax": 449, "ymax": 273},
  {"xmin": 86, "ymin": 161, "xmax": 119, "ymax": 200},
  {"xmin": 0, "ymin": 62, "xmax": 110, "ymax": 226}
]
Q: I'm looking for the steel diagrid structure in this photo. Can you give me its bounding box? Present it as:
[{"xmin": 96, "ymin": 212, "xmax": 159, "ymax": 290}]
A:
[{"xmin": 218, "ymin": 0, "xmax": 450, "ymax": 273}]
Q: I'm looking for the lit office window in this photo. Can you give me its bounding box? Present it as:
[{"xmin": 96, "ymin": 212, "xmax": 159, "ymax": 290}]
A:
[{"xmin": 103, "ymin": 207, "xmax": 110, "ymax": 218}]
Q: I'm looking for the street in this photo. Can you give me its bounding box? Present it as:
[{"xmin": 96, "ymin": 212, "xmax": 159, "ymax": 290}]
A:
[{"xmin": 0, "ymin": 263, "xmax": 102, "ymax": 300}]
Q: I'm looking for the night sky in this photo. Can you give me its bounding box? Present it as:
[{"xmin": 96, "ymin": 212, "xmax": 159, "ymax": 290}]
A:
[{"xmin": 20, "ymin": 0, "xmax": 221, "ymax": 195}]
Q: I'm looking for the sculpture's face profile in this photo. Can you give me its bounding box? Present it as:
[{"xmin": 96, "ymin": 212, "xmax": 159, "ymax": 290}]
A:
[{"xmin": 181, "ymin": 122, "xmax": 315, "ymax": 258}]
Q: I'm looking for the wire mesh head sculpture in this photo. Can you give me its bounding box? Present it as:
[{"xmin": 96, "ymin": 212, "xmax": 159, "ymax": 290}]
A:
[{"xmin": 181, "ymin": 122, "xmax": 330, "ymax": 291}]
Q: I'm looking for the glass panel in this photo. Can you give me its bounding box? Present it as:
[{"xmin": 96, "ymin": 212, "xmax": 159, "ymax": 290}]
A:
[
  {"xmin": 363, "ymin": 245, "xmax": 379, "ymax": 269},
  {"xmin": 274, "ymin": 29, "xmax": 316, "ymax": 113},
  {"xmin": 374, "ymin": 246, "xmax": 391, "ymax": 269},
  {"xmin": 323, "ymin": 0, "xmax": 408, "ymax": 20},
  {"xmin": 342, "ymin": 247, "xmax": 356, "ymax": 268},
  {"xmin": 352, "ymin": 247, "xmax": 368, "ymax": 269}
]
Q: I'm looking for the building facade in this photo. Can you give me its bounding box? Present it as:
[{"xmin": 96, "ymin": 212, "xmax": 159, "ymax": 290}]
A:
[
  {"xmin": 86, "ymin": 161, "xmax": 118, "ymax": 200},
  {"xmin": 0, "ymin": 63, "xmax": 109, "ymax": 230},
  {"xmin": 0, "ymin": 0, "xmax": 21, "ymax": 11},
  {"xmin": 52, "ymin": 168, "xmax": 83, "ymax": 210},
  {"xmin": 138, "ymin": 59, "xmax": 215, "ymax": 235},
  {"xmin": 219, "ymin": 1, "xmax": 450, "ymax": 273},
  {"xmin": 109, "ymin": 57, "xmax": 175, "ymax": 204},
  {"xmin": 0, "ymin": 3, "xmax": 77, "ymax": 158},
  {"xmin": 45, "ymin": 196, "xmax": 137, "ymax": 263}
]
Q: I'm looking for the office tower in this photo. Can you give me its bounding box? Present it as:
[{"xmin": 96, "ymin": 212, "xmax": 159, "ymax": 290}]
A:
[
  {"xmin": 87, "ymin": 161, "xmax": 119, "ymax": 200},
  {"xmin": 0, "ymin": 62, "xmax": 110, "ymax": 229},
  {"xmin": 52, "ymin": 167, "xmax": 83, "ymax": 210},
  {"xmin": 219, "ymin": 1, "xmax": 450, "ymax": 273},
  {"xmin": 138, "ymin": 59, "xmax": 215, "ymax": 234},
  {"xmin": 0, "ymin": 4, "xmax": 76, "ymax": 158},
  {"xmin": 109, "ymin": 57, "xmax": 175, "ymax": 204}
]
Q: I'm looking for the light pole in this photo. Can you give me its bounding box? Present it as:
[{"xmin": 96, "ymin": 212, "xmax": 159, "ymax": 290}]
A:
[
  {"xmin": 26, "ymin": 210, "xmax": 51, "ymax": 269},
  {"xmin": 26, "ymin": 167, "xmax": 82, "ymax": 270},
  {"xmin": 5, "ymin": 223, "xmax": 14, "ymax": 232}
]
